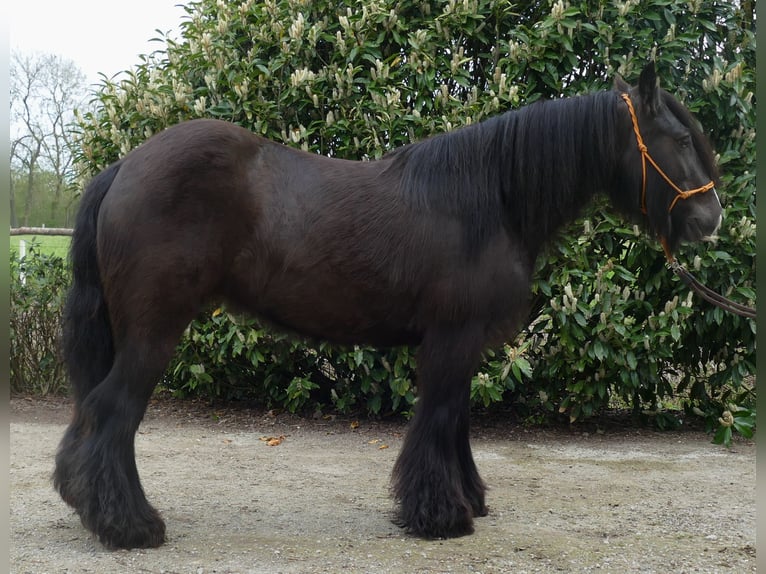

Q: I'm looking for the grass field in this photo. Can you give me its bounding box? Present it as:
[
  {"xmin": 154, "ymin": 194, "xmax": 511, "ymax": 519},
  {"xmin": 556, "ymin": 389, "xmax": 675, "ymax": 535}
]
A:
[{"xmin": 10, "ymin": 235, "xmax": 71, "ymax": 260}]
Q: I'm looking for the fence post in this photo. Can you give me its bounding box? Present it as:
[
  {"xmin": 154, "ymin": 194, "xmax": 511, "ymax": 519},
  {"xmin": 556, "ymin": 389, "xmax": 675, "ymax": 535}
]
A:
[{"xmin": 19, "ymin": 240, "xmax": 26, "ymax": 285}]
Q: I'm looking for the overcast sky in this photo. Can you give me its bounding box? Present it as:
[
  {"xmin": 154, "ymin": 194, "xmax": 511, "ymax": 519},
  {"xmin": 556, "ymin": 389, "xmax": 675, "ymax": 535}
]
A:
[{"xmin": 10, "ymin": 0, "xmax": 186, "ymax": 87}]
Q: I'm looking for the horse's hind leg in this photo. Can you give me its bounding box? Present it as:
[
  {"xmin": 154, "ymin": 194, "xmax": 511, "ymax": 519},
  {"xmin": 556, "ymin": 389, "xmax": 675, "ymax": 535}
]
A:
[
  {"xmin": 55, "ymin": 325, "xmax": 187, "ymax": 549},
  {"xmin": 392, "ymin": 324, "xmax": 487, "ymax": 538}
]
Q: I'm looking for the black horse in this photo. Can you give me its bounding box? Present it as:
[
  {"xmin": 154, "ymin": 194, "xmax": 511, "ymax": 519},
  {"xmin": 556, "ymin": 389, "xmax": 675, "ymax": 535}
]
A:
[{"xmin": 54, "ymin": 63, "xmax": 721, "ymax": 549}]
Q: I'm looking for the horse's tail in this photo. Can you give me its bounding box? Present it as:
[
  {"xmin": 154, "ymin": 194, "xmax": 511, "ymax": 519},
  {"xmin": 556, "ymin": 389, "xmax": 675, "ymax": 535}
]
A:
[{"xmin": 62, "ymin": 162, "xmax": 122, "ymax": 402}]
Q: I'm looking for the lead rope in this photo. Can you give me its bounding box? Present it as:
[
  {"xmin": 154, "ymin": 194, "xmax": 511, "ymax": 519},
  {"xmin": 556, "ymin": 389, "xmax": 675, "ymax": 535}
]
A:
[
  {"xmin": 659, "ymin": 238, "xmax": 756, "ymax": 319},
  {"xmin": 622, "ymin": 94, "xmax": 755, "ymax": 320}
]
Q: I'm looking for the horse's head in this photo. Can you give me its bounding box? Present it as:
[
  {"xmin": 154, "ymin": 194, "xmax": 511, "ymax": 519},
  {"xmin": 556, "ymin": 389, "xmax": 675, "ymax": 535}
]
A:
[{"xmin": 615, "ymin": 62, "xmax": 722, "ymax": 256}]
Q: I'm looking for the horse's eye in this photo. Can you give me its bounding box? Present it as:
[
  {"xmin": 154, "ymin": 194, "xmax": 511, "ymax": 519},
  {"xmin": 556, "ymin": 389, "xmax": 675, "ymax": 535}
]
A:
[{"xmin": 677, "ymin": 135, "xmax": 692, "ymax": 149}]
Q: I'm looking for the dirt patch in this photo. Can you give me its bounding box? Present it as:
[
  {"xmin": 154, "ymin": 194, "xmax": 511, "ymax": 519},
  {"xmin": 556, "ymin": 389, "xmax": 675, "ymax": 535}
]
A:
[{"xmin": 10, "ymin": 396, "xmax": 756, "ymax": 573}]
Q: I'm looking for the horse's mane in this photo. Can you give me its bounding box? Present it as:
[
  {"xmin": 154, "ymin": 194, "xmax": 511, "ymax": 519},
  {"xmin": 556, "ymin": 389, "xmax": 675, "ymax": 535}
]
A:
[{"xmin": 387, "ymin": 90, "xmax": 623, "ymax": 253}]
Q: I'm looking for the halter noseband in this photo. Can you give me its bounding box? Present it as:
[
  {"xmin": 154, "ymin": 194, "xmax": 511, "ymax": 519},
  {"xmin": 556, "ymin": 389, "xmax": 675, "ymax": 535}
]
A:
[{"xmin": 620, "ymin": 93, "xmax": 715, "ymax": 219}]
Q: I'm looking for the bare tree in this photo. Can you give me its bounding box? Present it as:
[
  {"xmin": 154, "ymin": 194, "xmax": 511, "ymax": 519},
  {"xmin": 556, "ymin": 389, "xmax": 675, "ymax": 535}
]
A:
[{"xmin": 10, "ymin": 51, "xmax": 87, "ymax": 227}]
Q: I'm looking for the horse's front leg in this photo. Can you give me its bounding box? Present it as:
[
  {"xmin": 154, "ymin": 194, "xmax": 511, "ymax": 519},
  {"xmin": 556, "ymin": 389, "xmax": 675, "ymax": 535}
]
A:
[{"xmin": 391, "ymin": 324, "xmax": 487, "ymax": 538}]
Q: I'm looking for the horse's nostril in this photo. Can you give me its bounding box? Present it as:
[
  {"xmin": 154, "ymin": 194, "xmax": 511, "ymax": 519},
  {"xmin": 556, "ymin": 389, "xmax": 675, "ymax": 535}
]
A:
[
  {"xmin": 693, "ymin": 213, "xmax": 722, "ymax": 241},
  {"xmin": 713, "ymin": 213, "xmax": 722, "ymax": 234}
]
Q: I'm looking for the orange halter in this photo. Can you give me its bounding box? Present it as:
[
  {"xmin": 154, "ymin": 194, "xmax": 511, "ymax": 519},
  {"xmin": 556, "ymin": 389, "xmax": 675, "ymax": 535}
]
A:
[{"xmin": 620, "ymin": 93, "xmax": 715, "ymax": 217}]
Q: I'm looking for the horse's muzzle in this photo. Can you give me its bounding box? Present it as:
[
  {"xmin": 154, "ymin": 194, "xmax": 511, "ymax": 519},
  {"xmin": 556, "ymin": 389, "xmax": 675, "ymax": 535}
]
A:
[{"xmin": 679, "ymin": 187, "xmax": 722, "ymax": 243}]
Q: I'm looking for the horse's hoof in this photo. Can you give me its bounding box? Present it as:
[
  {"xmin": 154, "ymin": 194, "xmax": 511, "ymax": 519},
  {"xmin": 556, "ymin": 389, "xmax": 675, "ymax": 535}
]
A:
[
  {"xmin": 464, "ymin": 488, "xmax": 488, "ymax": 518},
  {"xmin": 395, "ymin": 500, "xmax": 475, "ymax": 539},
  {"xmin": 473, "ymin": 503, "xmax": 489, "ymax": 518},
  {"xmin": 94, "ymin": 512, "xmax": 167, "ymax": 550},
  {"xmin": 406, "ymin": 517, "xmax": 475, "ymax": 539}
]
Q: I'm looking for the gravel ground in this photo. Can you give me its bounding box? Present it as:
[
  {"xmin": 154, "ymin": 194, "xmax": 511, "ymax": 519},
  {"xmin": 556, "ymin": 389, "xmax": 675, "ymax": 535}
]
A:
[{"xmin": 10, "ymin": 396, "xmax": 756, "ymax": 574}]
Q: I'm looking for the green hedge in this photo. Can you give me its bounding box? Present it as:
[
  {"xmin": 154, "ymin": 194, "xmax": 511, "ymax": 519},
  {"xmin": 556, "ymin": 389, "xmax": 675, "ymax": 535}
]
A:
[
  {"xmin": 63, "ymin": 0, "xmax": 755, "ymax": 434},
  {"xmin": 10, "ymin": 244, "xmax": 70, "ymax": 395},
  {"xmin": 167, "ymin": 308, "xmax": 419, "ymax": 416}
]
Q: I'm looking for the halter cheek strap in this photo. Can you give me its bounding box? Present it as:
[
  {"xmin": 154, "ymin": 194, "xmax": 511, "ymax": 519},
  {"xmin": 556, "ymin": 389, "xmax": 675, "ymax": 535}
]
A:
[{"xmin": 620, "ymin": 93, "xmax": 715, "ymax": 220}]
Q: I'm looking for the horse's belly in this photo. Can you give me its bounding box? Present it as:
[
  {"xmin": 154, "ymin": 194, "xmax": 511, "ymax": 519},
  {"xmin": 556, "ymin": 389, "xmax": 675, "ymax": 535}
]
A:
[{"xmin": 240, "ymin": 275, "xmax": 422, "ymax": 347}]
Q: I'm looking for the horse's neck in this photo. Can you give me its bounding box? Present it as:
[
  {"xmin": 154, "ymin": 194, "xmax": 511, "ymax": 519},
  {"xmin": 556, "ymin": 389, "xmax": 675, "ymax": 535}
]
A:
[{"xmin": 499, "ymin": 91, "xmax": 620, "ymax": 250}]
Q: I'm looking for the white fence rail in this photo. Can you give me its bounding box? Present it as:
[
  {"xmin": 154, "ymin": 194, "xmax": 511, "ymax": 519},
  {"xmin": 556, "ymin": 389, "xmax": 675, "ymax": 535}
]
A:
[{"xmin": 10, "ymin": 227, "xmax": 73, "ymax": 236}]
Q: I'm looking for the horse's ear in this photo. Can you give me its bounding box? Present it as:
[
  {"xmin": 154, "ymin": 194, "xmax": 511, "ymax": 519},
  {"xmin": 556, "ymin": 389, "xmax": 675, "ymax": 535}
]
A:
[
  {"xmin": 638, "ymin": 61, "xmax": 660, "ymax": 116},
  {"xmin": 613, "ymin": 74, "xmax": 630, "ymax": 93}
]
